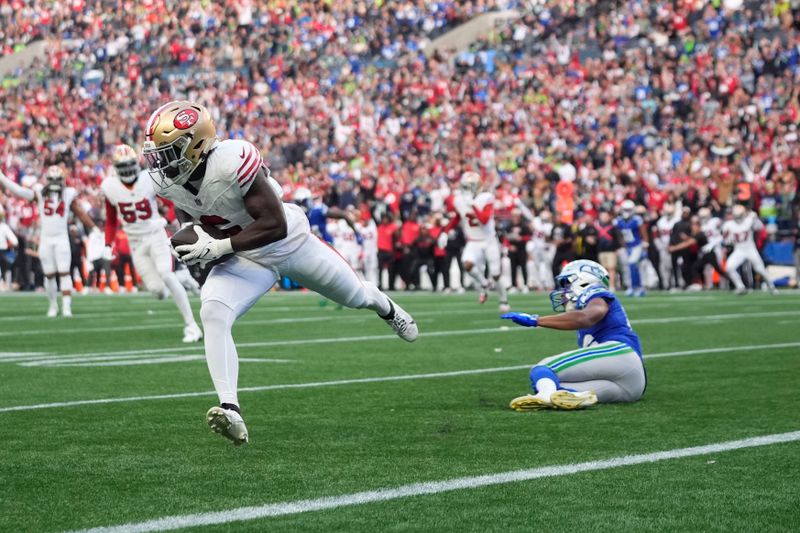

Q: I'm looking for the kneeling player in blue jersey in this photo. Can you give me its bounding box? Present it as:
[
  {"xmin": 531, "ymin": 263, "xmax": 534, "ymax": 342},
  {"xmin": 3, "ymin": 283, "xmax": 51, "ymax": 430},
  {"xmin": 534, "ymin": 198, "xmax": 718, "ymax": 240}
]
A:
[{"xmin": 501, "ymin": 260, "xmax": 646, "ymax": 410}]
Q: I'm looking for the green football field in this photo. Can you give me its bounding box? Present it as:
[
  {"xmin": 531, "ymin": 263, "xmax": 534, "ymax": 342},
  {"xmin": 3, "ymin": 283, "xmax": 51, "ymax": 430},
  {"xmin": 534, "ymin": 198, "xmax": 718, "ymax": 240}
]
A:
[{"xmin": 2, "ymin": 290, "xmax": 799, "ymax": 532}]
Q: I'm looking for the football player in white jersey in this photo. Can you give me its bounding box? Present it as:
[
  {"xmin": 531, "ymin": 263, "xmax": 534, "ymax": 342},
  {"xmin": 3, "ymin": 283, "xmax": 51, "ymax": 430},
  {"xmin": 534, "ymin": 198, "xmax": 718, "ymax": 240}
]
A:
[
  {"xmin": 326, "ymin": 216, "xmax": 363, "ymax": 275},
  {"xmin": 449, "ymin": 171, "xmax": 509, "ymax": 311},
  {"xmin": 0, "ymin": 166, "xmax": 97, "ymax": 316},
  {"xmin": 355, "ymin": 208, "xmax": 379, "ymax": 285},
  {"xmin": 722, "ymin": 205, "xmax": 777, "ymax": 295},
  {"xmin": 654, "ymin": 203, "xmax": 680, "ymax": 289},
  {"xmin": 527, "ymin": 210, "xmax": 555, "ymax": 291},
  {"xmin": 102, "ymin": 144, "xmax": 202, "ymax": 343},
  {"xmin": 142, "ymin": 101, "xmax": 417, "ymax": 445},
  {"xmin": 695, "ymin": 207, "xmax": 731, "ymax": 289}
]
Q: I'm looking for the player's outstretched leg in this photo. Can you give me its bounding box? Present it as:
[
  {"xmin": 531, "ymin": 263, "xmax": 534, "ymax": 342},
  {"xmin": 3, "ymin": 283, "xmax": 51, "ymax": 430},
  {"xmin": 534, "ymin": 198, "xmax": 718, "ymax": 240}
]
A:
[
  {"xmin": 200, "ymin": 299, "xmax": 248, "ymax": 445},
  {"xmin": 285, "ymin": 237, "xmax": 418, "ymax": 342},
  {"xmin": 198, "ymin": 257, "xmax": 277, "ymax": 445}
]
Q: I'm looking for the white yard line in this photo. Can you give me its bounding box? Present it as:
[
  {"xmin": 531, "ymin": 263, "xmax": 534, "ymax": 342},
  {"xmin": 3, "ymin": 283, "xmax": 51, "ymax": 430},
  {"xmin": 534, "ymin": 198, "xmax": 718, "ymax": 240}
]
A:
[
  {"xmin": 67, "ymin": 430, "xmax": 800, "ymax": 533},
  {"xmin": 3, "ymin": 341, "xmax": 799, "ymax": 413},
  {"xmin": 4, "ymin": 308, "xmax": 799, "ymax": 363},
  {"xmin": 47, "ymin": 356, "xmax": 296, "ymax": 367}
]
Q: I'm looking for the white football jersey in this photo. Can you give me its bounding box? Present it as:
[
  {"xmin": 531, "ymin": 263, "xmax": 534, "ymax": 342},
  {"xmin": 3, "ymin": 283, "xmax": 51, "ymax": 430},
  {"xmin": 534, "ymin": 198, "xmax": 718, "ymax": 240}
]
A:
[
  {"xmin": 722, "ymin": 213, "xmax": 762, "ymax": 249},
  {"xmin": 153, "ymin": 139, "xmax": 309, "ymax": 261},
  {"xmin": 102, "ymin": 170, "xmax": 164, "ymax": 237},
  {"xmin": 35, "ymin": 185, "xmax": 77, "ymax": 238},
  {"xmin": 328, "ymin": 219, "xmax": 361, "ymax": 258},
  {"xmin": 530, "ymin": 217, "xmax": 553, "ymax": 249},
  {"xmin": 357, "ymin": 219, "xmax": 378, "ymax": 256},
  {"xmin": 701, "ymin": 217, "xmax": 723, "ymax": 250},
  {"xmin": 655, "ymin": 216, "xmax": 675, "ymax": 248},
  {"xmin": 454, "ymin": 191, "xmax": 496, "ymax": 241}
]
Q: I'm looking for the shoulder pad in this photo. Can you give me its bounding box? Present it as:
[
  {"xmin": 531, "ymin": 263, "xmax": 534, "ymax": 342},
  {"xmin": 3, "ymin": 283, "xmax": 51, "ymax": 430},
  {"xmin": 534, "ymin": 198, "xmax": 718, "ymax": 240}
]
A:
[
  {"xmin": 576, "ymin": 283, "xmax": 614, "ymax": 309},
  {"xmin": 215, "ymin": 139, "xmax": 264, "ymax": 192}
]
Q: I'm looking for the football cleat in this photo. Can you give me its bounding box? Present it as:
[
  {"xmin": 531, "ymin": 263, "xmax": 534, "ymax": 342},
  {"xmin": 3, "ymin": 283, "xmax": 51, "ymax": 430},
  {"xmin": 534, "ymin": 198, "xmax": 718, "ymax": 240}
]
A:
[
  {"xmin": 383, "ymin": 299, "xmax": 418, "ymax": 342},
  {"xmin": 550, "ymin": 390, "xmax": 598, "ymax": 410},
  {"xmin": 509, "ymin": 393, "xmax": 552, "ymax": 411},
  {"xmin": 182, "ymin": 323, "xmax": 203, "ymax": 343},
  {"xmin": 478, "ymin": 289, "xmax": 488, "ymax": 304},
  {"xmin": 62, "ymin": 307, "xmax": 72, "ymax": 318},
  {"xmin": 206, "ymin": 406, "xmax": 249, "ymax": 445},
  {"xmin": 735, "ymin": 287, "xmax": 747, "ymax": 296},
  {"xmin": 46, "ymin": 306, "xmax": 58, "ymax": 318},
  {"xmin": 499, "ymin": 302, "xmax": 511, "ymax": 313}
]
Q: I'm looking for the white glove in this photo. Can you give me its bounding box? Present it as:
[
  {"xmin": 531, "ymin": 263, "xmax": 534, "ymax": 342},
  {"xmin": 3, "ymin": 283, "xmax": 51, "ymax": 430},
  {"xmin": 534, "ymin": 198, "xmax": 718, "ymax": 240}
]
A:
[
  {"xmin": 701, "ymin": 242, "xmax": 715, "ymax": 254},
  {"xmin": 174, "ymin": 226, "xmax": 234, "ymax": 267},
  {"xmin": 102, "ymin": 246, "xmax": 114, "ymax": 261}
]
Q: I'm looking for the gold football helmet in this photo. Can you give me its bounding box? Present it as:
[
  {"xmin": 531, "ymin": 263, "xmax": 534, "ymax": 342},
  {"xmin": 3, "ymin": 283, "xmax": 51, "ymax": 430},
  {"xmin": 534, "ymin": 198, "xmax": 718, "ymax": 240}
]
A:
[
  {"xmin": 111, "ymin": 144, "xmax": 140, "ymax": 185},
  {"xmin": 142, "ymin": 101, "xmax": 216, "ymax": 187},
  {"xmin": 460, "ymin": 171, "xmax": 481, "ymax": 195}
]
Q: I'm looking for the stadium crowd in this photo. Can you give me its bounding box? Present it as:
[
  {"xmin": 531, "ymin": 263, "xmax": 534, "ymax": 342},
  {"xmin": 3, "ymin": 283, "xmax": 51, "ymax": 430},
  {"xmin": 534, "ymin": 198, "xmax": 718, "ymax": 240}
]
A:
[{"xmin": 0, "ymin": 0, "xmax": 799, "ymax": 294}]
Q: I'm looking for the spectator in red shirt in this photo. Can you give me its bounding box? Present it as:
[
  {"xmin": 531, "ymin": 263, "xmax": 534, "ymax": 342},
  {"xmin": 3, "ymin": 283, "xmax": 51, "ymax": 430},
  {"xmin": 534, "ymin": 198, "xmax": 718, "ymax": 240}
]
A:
[
  {"xmin": 400, "ymin": 214, "xmax": 421, "ymax": 289},
  {"xmin": 428, "ymin": 213, "xmax": 451, "ymax": 292},
  {"xmin": 377, "ymin": 213, "xmax": 399, "ymax": 291}
]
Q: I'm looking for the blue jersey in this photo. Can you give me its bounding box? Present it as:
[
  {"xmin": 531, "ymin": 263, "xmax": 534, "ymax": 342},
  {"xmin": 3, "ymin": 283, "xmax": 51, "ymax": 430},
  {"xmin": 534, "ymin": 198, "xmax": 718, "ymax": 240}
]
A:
[
  {"xmin": 575, "ymin": 284, "xmax": 642, "ymax": 357},
  {"xmin": 615, "ymin": 215, "xmax": 643, "ymax": 248},
  {"xmin": 307, "ymin": 202, "xmax": 332, "ymax": 243}
]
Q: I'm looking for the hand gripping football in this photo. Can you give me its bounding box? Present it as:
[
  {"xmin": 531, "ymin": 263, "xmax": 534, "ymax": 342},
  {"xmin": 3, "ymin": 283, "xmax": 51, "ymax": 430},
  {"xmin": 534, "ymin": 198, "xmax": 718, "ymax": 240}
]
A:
[{"xmin": 170, "ymin": 223, "xmax": 235, "ymax": 266}]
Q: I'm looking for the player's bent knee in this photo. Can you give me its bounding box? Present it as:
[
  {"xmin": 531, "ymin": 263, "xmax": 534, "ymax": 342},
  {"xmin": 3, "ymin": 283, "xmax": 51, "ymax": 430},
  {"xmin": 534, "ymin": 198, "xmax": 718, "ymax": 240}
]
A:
[{"xmin": 200, "ymin": 299, "xmax": 236, "ymax": 330}]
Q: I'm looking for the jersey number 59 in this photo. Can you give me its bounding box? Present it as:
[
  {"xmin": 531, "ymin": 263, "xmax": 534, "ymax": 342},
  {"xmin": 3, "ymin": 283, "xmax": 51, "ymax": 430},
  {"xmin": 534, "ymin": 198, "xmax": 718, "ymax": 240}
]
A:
[{"xmin": 118, "ymin": 200, "xmax": 153, "ymax": 223}]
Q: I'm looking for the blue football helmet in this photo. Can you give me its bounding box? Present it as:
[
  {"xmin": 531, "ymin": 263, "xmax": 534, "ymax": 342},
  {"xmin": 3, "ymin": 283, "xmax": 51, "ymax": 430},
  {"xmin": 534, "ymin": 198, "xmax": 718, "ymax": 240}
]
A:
[{"xmin": 550, "ymin": 260, "xmax": 610, "ymax": 312}]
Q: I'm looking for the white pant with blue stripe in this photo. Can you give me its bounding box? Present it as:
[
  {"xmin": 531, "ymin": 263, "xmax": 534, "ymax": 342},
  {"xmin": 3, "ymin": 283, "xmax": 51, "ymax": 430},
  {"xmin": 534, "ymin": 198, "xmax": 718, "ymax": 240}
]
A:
[{"xmin": 539, "ymin": 341, "xmax": 646, "ymax": 403}]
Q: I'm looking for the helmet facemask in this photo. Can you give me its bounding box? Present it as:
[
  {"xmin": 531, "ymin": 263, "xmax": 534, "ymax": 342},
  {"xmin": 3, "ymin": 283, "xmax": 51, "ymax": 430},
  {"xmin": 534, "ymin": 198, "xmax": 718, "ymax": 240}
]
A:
[
  {"xmin": 44, "ymin": 166, "xmax": 65, "ymax": 192},
  {"xmin": 115, "ymin": 159, "xmax": 140, "ymax": 185},
  {"xmin": 549, "ymin": 260, "xmax": 610, "ymax": 312},
  {"xmin": 143, "ymin": 136, "xmax": 195, "ymax": 188},
  {"xmin": 549, "ymin": 274, "xmax": 581, "ymax": 312}
]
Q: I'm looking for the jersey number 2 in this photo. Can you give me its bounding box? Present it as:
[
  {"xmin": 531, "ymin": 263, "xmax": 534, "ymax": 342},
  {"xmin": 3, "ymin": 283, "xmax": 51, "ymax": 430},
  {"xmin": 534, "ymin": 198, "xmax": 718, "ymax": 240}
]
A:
[
  {"xmin": 43, "ymin": 199, "xmax": 65, "ymax": 217},
  {"xmin": 199, "ymin": 215, "xmax": 242, "ymax": 236}
]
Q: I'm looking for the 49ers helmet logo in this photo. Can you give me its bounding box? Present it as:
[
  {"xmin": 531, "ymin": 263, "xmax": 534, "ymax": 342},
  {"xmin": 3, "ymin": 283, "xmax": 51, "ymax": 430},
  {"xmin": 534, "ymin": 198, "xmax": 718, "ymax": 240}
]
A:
[{"xmin": 173, "ymin": 109, "xmax": 199, "ymax": 130}]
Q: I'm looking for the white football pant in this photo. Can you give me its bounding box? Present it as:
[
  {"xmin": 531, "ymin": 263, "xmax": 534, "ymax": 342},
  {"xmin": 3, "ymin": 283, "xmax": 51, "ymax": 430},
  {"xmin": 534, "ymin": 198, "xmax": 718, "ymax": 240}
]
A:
[{"xmin": 200, "ymin": 235, "xmax": 391, "ymax": 406}]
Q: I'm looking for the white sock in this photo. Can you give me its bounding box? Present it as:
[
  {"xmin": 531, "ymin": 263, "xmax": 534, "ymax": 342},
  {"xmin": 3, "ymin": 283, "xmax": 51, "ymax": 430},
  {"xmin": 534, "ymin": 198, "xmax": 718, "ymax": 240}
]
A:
[
  {"xmin": 164, "ymin": 273, "xmax": 196, "ymax": 326},
  {"xmin": 62, "ymin": 294, "xmax": 72, "ymax": 312},
  {"xmin": 44, "ymin": 277, "xmax": 58, "ymax": 308},
  {"xmin": 200, "ymin": 300, "xmax": 240, "ymax": 406},
  {"xmin": 467, "ymin": 266, "xmax": 488, "ymax": 289},
  {"xmin": 495, "ymin": 277, "xmax": 508, "ymax": 302},
  {"xmin": 535, "ymin": 378, "xmax": 557, "ymax": 402}
]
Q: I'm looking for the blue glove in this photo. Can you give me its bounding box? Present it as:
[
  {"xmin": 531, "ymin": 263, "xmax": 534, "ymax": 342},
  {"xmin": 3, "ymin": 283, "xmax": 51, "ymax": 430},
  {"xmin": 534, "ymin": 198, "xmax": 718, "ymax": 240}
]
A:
[{"xmin": 501, "ymin": 312, "xmax": 539, "ymax": 328}]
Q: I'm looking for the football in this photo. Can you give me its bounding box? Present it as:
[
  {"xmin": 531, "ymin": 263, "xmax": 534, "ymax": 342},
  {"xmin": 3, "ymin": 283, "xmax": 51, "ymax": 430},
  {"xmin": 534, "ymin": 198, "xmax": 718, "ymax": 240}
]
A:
[{"xmin": 170, "ymin": 223, "xmax": 234, "ymax": 266}]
